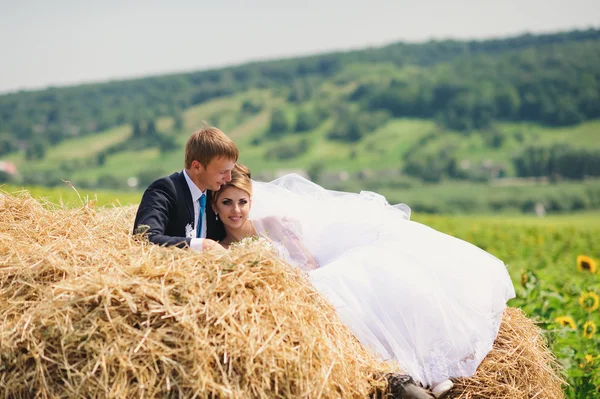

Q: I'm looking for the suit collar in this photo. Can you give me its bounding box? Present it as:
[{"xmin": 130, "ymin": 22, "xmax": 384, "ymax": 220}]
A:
[
  {"xmin": 182, "ymin": 169, "xmax": 206, "ymax": 202},
  {"xmin": 175, "ymin": 171, "xmax": 194, "ymax": 221}
]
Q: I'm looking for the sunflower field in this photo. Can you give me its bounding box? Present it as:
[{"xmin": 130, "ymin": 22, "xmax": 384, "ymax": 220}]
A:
[{"xmin": 417, "ymin": 213, "xmax": 600, "ymax": 398}]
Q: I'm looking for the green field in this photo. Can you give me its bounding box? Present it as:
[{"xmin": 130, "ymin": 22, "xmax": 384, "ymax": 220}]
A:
[{"xmin": 1, "ymin": 183, "xmax": 141, "ymax": 207}]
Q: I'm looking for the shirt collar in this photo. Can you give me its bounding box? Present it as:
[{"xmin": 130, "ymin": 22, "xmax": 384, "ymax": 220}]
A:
[{"xmin": 183, "ymin": 169, "xmax": 205, "ymax": 202}]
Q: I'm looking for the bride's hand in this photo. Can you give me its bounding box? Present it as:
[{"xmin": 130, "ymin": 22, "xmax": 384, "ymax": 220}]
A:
[{"xmin": 202, "ymin": 239, "xmax": 227, "ymax": 253}]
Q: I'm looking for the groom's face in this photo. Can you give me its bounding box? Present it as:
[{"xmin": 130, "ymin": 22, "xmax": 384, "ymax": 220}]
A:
[{"xmin": 193, "ymin": 157, "xmax": 236, "ymax": 192}]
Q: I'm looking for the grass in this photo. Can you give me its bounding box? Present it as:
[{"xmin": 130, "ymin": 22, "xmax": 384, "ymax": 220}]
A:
[
  {"xmin": 414, "ymin": 209, "xmax": 600, "ymax": 230},
  {"xmin": 71, "ymin": 148, "xmax": 162, "ymax": 181},
  {"xmin": 6, "ymin": 125, "xmax": 131, "ymax": 172},
  {"xmin": 236, "ymin": 117, "xmax": 436, "ymax": 173},
  {"xmin": 1, "ymin": 183, "xmax": 141, "ymax": 208},
  {"xmin": 501, "ymin": 120, "xmax": 600, "ymax": 148}
]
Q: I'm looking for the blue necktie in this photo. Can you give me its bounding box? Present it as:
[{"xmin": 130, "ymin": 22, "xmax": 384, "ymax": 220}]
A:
[{"xmin": 196, "ymin": 194, "xmax": 206, "ymax": 238}]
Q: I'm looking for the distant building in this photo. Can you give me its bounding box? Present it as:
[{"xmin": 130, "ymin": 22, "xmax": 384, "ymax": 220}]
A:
[
  {"xmin": 535, "ymin": 202, "xmax": 547, "ymax": 217},
  {"xmin": 0, "ymin": 160, "xmax": 17, "ymax": 175},
  {"xmin": 127, "ymin": 177, "xmax": 139, "ymax": 188},
  {"xmin": 319, "ymin": 170, "xmax": 352, "ymax": 185}
]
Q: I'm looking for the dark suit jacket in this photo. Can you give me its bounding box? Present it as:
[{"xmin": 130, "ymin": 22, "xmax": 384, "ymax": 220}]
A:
[{"xmin": 133, "ymin": 171, "xmax": 225, "ymax": 248}]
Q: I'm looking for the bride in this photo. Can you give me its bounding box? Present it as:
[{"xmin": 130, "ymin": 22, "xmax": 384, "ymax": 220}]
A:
[{"xmin": 211, "ymin": 164, "xmax": 516, "ymax": 398}]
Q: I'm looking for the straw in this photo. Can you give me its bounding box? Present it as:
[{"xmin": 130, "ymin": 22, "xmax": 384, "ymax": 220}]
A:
[{"xmin": 0, "ymin": 191, "xmax": 565, "ymax": 398}]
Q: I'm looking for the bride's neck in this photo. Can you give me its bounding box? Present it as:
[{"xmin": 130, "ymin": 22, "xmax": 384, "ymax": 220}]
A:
[{"xmin": 225, "ymin": 220, "xmax": 256, "ymax": 243}]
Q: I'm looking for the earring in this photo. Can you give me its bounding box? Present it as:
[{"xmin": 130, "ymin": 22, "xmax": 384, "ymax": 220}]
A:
[{"xmin": 215, "ymin": 213, "xmax": 219, "ymax": 221}]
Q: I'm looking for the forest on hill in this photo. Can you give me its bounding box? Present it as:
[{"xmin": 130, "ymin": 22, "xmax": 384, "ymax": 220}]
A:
[{"xmin": 1, "ymin": 28, "xmax": 599, "ymax": 214}]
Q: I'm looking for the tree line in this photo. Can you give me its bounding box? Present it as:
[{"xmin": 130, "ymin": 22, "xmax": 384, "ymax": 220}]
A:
[
  {"xmin": 513, "ymin": 144, "xmax": 600, "ymax": 180},
  {"xmin": 354, "ymin": 40, "xmax": 600, "ymax": 130},
  {"xmin": 0, "ymin": 29, "xmax": 599, "ymax": 156}
]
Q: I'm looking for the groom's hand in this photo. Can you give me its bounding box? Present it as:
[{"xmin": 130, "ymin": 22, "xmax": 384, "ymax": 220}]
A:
[{"xmin": 202, "ymin": 239, "xmax": 226, "ymax": 253}]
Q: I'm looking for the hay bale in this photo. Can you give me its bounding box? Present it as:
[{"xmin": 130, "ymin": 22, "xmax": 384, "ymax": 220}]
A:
[
  {"xmin": 0, "ymin": 192, "xmax": 565, "ymax": 398},
  {"xmin": 449, "ymin": 307, "xmax": 565, "ymax": 399},
  {"xmin": 0, "ymin": 192, "xmax": 391, "ymax": 398}
]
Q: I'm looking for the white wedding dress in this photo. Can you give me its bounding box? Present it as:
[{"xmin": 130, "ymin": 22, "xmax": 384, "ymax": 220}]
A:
[{"xmin": 248, "ymin": 174, "xmax": 516, "ymax": 387}]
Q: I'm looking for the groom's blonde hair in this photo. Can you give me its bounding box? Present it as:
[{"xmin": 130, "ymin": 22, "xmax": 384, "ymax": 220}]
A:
[
  {"xmin": 185, "ymin": 126, "xmax": 239, "ymax": 168},
  {"xmin": 213, "ymin": 164, "xmax": 252, "ymax": 203}
]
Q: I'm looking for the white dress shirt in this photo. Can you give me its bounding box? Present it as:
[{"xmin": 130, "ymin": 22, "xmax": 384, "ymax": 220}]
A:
[{"xmin": 183, "ymin": 169, "xmax": 206, "ymax": 251}]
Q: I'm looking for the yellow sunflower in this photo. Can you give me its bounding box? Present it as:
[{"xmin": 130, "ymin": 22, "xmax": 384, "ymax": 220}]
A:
[
  {"xmin": 577, "ymin": 255, "xmax": 598, "ymax": 273},
  {"xmin": 555, "ymin": 316, "xmax": 577, "ymax": 329},
  {"xmin": 579, "ymin": 292, "xmax": 600, "ymax": 312},
  {"xmin": 583, "ymin": 320, "xmax": 597, "ymax": 339},
  {"xmin": 584, "ymin": 354, "xmax": 594, "ymax": 364},
  {"xmin": 580, "ymin": 354, "xmax": 596, "ymax": 369}
]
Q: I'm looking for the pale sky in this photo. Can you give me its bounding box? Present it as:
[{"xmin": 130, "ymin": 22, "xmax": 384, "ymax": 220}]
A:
[{"xmin": 1, "ymin": 0, "xmax": 598, "ymax": 94}]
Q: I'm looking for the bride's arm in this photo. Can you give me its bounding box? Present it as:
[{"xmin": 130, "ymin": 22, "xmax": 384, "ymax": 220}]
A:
[
  {"xmin": 262, "ymin": 216, "xmax": 320, "ymax": 271},
  {"xmin": 280, "ymin": 217, "xmax": 320, "ymax": 271},
  {"xmin": 284, "ymin": 233, "xmax": 320, "ymax": 271}
]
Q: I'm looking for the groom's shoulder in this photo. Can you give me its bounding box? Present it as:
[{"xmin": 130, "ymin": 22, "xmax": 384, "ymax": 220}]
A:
[{"xmin": 144, "ymin": 171, "xmax": 182, "ymax": 192}]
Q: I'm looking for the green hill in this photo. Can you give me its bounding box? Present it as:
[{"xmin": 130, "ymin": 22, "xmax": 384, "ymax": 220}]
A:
[{"xmin": 1, "ymin": 29, "xmax": 599, "ymax": 214}]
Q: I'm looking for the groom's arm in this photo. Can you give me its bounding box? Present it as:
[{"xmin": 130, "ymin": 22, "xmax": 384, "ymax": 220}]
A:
[{"xmin": 133, "ymin": 178, "xmax": 191, "ymax": 249}]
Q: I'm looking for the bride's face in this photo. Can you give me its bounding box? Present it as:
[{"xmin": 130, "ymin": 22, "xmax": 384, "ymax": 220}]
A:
[{"xmin": 213, "ymin": 186, "xmax": 252, "ymax": 229}]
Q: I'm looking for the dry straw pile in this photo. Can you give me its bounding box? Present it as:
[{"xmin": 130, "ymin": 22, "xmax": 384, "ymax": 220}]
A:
[
  {"xmin": 450, "ymin": 307, "xmax": 565, "ymax": 398},
  {"xmin": 0, "ymin": 190, "xmax": 565, "ymax": 398}
]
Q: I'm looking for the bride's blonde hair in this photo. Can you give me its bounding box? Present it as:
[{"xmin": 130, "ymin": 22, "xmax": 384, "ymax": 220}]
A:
[{"xmin": 213, "ymin": 163, "xmax": 252, "ymax": 202}]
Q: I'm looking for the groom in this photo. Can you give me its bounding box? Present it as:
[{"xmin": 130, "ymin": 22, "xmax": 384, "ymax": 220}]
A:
[{"xmin": 133, "ymin": 126, "xmax": 238, "ymax": 252}]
